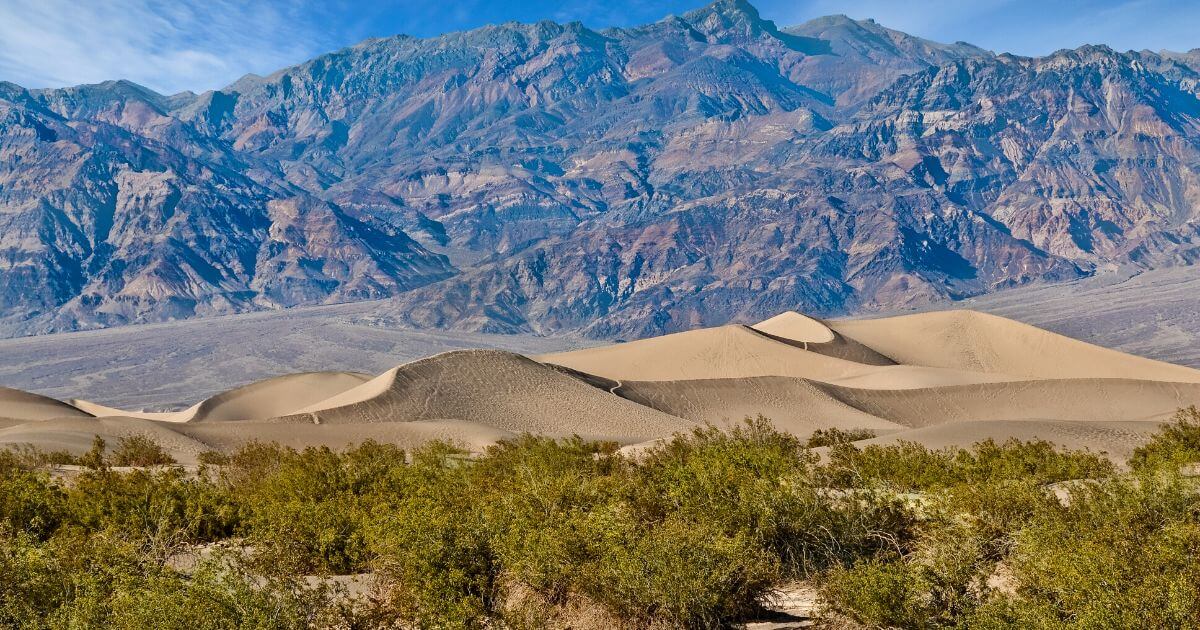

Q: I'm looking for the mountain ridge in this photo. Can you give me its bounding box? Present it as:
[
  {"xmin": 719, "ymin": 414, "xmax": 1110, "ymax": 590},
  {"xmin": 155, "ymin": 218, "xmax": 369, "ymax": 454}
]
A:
[{"xmin": 2, "ymin": 1, "xmax": 1199, "ymax": 338}]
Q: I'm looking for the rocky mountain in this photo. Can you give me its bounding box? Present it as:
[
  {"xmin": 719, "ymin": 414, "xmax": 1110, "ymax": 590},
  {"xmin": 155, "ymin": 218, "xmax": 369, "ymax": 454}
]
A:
[{"xmin": 2, "ymin": 0, "xmax": 1199, "ymax": 338}]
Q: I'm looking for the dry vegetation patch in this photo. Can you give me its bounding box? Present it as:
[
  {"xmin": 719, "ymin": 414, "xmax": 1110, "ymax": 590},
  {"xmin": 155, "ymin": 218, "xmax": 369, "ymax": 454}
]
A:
[{"xmin": 2, "ymin": 412, "xmax": 1199, "ymax": 627}]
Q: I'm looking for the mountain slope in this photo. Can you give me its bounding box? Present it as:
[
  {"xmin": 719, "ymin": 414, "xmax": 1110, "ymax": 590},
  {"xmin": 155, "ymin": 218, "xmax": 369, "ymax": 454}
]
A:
[{"xmin": 1, "ymin": 1, "xmax": 1199, "ymax": 337}]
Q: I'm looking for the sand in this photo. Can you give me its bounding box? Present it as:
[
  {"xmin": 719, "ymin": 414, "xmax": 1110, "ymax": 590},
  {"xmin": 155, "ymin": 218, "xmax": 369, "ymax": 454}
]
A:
[
  {"xmin": 284, "ymin": 350, "xmax": 695, "ymax": 442},
  {"xmin": 539, "ymin": 324, "xmax": 1024, "ymax": 388},
  {"xmin": 615, "ymin": 376, "xmax": 903, "ymax": 435},
  {"xmin": 829, "ymin": 310, "xmax": 1200, "ymax": 382},
  {"xmin": 0, "ymin": 387, "xmax": 90, "ymax": 421},
  {"xmin": 2, "ymin": 309, "xmax": 1199, "ymax": 463}
]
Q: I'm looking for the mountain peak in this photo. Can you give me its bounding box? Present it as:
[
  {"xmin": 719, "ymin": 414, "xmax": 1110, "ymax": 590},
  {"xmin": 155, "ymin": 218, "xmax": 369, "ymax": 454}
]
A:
[{"xmin": 682, "ymin": 0, "xmax": 779, "ymax": 42}]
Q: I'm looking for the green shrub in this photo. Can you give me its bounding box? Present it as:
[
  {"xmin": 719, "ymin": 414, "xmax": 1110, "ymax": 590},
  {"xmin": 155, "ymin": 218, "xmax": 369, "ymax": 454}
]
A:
[
  {"xmin": 822, "ymin": 557, "xmax": 933, "ymax": 628},
  {"xmin": 0, "ymin": 445, "xmax": 76, "ymax": 469},
  {"xmin": 805, "ymin": 427, "xmax": 877, "ymax": 448},
  {"xmin": 0, "ymin": 417, "xmax": 1164, "ymax": 627},
  {"xmin": 78, "ymin": 436, "xmax": 108, "ymax": 470},
  {"xmin": 111, "ymin": 434, "xmax": 176, "ymax": 467},
  {"xmin": 588, "ymin": 514, "xmax": 780, "ymax": 627},
  {"xmin": 0, "ymin": 465, "xmax": 66, "ymax": 540},
  {"xmin": 822, "ymin": 438, "xmax": 1113, "ymax": 491},
  {"xmin": 368, "ymin": 450, "xmax": 495, "ymax": 628},
  {"xmin": 65, "ymin": 467, "xmax": 237, "ymax": 554},
  {"xmin": 1130, "ymin": 406, "xmax": 1200, "ymax": 472},
  {"xmin": 0, "ymin": 529, "xmax": 352, "ymax": 630},
  {"xmin": 195, "ymin": 450, "xmax": 229, "ymax": 467},
  {"xmin": 220, "ymin": 440, "xmax": 410, "ymax": 575},
  {"xmin": 983, "ymin": 473, "xmax": 1200, "ymax": 628},
  {"xmin": 821, "ymin": 519, "xmax": 995, "ymax": 628},
  {"xmin": 476, "ymin": 435, "xmax": 627, "ymax": 601}
]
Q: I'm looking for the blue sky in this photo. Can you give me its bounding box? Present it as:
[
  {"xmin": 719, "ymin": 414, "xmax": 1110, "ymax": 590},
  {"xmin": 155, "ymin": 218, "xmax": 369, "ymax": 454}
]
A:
[{"xmin": 0, "ymin": 0, "xmax": 1196, "ymax": 95}]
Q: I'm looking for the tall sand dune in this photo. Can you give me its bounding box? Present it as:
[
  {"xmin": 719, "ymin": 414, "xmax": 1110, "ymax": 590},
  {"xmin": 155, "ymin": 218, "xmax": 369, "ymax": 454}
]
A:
[
  {"xmin": 74, "ymin": 371, "xmax": 373, "ymax": 422},
  {"xmin": 286, "ymin": 350, "xmax": 695, "ymax": 443},
  {"xmin": 541, "ymin": 324, "xmax": 1019, "ymax": 388},
  {"xmin": 615, "ymin": 376, "xmax": 902, "ymax": 435},
  {"xmin": 812, "ymin": 379, "xmax": 1200, "ymax": 428},
  {"xmin": 830, "ymin": 310, "xmax": 1200, "ymax": 381},
  {"xmin": 3, "ymin": 309, "xmax": 1199, "ymax": 461},
  {"xmin": 0, "ymin": 387, "xmax": 91, "ymax": 421},
  {"xmin": 752, "ymin": 311, "xmax": 836, "ymax": 344},
  {"xmin": 752, "ymin": 311, "xmax": 894, "ymax": 365}
]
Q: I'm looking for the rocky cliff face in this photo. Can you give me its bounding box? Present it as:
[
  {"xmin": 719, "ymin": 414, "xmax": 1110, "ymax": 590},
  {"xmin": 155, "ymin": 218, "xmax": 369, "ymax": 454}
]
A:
[{"xmin": 2, "ymin": 0, "xmax": 1198, "ymax": 337}]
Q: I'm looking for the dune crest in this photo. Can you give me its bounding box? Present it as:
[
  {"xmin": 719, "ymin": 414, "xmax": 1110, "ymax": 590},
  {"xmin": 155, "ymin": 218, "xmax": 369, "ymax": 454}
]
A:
[
  {"xmin": 3, "ymin": 309, "xmax": 1200, "ymax": 463},
  {"xmin": 751, "ymin": 311, "xmax": 836, "ymax": 344},
  {"xmin": 539, "ymin": 323, "xmax": 1021, "ymax": 388},
  {"xmin": 829, "ymin": 310, "xmax": 1200, "ymax": 382},
  {"xmin": 0, "ymin": 387, "xmax": 91, "ymax": 422}
]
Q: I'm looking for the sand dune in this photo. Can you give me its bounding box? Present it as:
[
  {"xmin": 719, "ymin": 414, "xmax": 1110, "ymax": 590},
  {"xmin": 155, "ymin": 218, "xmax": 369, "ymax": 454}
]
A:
[
  {"xmin": 2, "ymin": 309, "xmax": 1199, "ymax": 462},
  {"xmin": 813, "ymin": 379, "xmax": 1200, "ymax": 428},
  {"xmin": 540, "ymin": 324, "xmax": 1021, "ymax": 389},
  {"xmin": 0, "ymin": 416, "xmax": 211, "ymax": 460},
  {"xmin": 752, "ymin": 311, "xmax": 895, "ymax": 365},
  {"xmin": 752, "ymin": 311, "xmax": 836, "ymax": 344},
  {"xmin": 615, "ymin": 377, "xmax": 902, "ymax": 435},
  {"xmin": 281, "ymin": 350, "xmax": 695, "ymax": 442},
  {"xmin": 829, "ymin": 310, "xmax": 1200, "ymax": 382},
  {"xmin": 0, "ymin": 387, "xmax": 90, "ymax": 421},
  {"xmin": 75, "ymin": 371, "xmax": 374, "ymax": 422},
  {"xmin": 173, "ymin": 419, "xmax": 519, "ymax": 456}
]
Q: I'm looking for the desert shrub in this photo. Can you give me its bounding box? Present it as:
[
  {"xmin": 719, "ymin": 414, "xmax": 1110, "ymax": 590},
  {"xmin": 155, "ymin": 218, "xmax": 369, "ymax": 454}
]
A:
[
  {"xmin": 0, "ymin": 445, "xmax": 76, "ymax": 469},
  {"xmin": 3, "ymin": 417, "xmax": 1161, "ymax": 627},
  {"xmin": 588, "ymin": 514, "xmax": 780, "ymax": 627},
  {"xmin": 64, "ymin": 466, "xmax": 237, "ymax": 554},
  {"xmin": 195, "ymin": 449, "xmax": 229, "ymax": 467},
  {"xmin": 976, "ymin": 472, "xmax": 1200, "ymax": 628},
  {"xmin": 222, "ymin": 440, "xmax": 410, "ymax": 575},
  {"xmin": 475, "ymin": 435, "xmax": 627, "ymax": 601},
  {"xmin": 104, "ymin": 555, "xmax": 356, "ymax": 630},
  {"xmin": 821, "ymin": 505, "xmax": 1003, "ymax": 628},
  {"xmin": 805, "ymin": 427, "xmax": 877, "ymax": 448},
  {"xmin": 0, "ymin": 462, "xmax": 66, "ymax": 540},
  {"xmin": 822, "ymin": 557, "xmax": 934, "ymax": 628},
  {"xmin": 631, "ymin": 418, "xmax": 889, "ymax": 574},
  {"xmin": 78, "ymin": 435, "xmax": 108, "ymax": 470},
  {"xmin": 822, "ymin": 438, "xmax": 1113, "ymax": 491},
  {"xmin": 930, "ymin": 479, "xmax": 1058, "ymax": 558},
  {"xmin": 823, "ymin": 484, "xmax": 1047, "ymax": 624},
  {"xmin": 369, "ymin": 443, "xmax": 496, "ymax": 628},
  {"xmin": 818, "ymin": 439, "xmax": 1114, "ymax": 628},
  {"xmin": 0, "ymin": 529, "xmax": 353, "ymax": 630},
  {"xmin": 1130, "ymin": 406, "xmax": 1200, "ymax": 472},
  {"xmin": 111, "ymin": 434, "xmax": 176, "ymax": 467}
]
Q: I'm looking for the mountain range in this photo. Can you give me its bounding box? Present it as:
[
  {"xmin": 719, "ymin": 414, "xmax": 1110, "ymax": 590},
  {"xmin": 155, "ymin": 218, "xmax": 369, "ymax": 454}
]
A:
[{"xmin": 2, "ymin": 0, "xmax": 1199, "ymax": 339}]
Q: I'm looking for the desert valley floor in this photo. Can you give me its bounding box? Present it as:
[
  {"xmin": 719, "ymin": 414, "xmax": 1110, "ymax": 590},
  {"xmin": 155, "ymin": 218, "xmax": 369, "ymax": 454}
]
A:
[{"xmin": 4, "ymin": 290, "xmax": 1200, "ymax": 464}]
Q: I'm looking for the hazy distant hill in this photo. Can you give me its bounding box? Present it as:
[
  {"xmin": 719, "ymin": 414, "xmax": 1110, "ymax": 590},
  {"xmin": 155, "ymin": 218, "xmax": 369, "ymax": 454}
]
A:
[{"xmin": 2, "ymin": 0, "xmax": 1199, "ymax": 338}]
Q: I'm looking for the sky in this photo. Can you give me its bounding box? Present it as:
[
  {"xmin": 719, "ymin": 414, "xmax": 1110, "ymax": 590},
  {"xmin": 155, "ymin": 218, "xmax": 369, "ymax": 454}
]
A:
[{"xmin": 0, "ymin": 0, "xmax": 1196, "ymax": 95}]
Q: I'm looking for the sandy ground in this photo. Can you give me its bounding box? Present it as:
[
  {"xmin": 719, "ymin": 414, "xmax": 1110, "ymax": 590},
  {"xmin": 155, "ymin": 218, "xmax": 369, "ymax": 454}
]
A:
[
  {"xmin": 904, "ymin": 266, "xmax": 1200, "ymax": 369},
  {"xmin": 2, "ymin": 307, "xmax": 1199, "ymax": 462}
]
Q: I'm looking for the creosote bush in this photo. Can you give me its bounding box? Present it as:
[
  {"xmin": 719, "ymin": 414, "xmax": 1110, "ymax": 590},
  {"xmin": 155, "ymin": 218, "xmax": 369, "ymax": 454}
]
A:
[
  {"xmin": 805, "ymin": 427, "xmax": 877, "ymax": 448},
  {"xmin": 1, "ymin": 412, "xmax": 1196, "ymax": 628},
  {"xmin": 111, "ymin": 434, "xmax": 177, "ymax": 467},
  {"xmin": 1130, "ymin": 405, "xmax": 1200, "ymax": 472}
]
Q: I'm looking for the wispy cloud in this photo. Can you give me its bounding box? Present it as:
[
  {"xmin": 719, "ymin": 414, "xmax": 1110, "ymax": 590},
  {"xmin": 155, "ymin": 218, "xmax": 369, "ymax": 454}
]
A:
[{"xmin": 0, "ymin": 0, "xmax": 350, "ymax": 94}]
